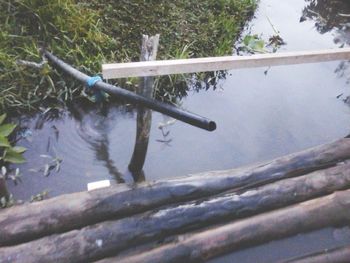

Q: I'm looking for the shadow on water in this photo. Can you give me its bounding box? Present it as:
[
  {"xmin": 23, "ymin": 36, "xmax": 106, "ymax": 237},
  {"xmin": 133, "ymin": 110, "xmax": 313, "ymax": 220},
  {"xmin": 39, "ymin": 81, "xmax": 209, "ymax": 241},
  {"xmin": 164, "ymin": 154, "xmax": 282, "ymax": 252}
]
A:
[
  {"xmin": 10, "ymin": 101, "xmax": 138, "ymax": 200},
  {"xmin": 68, "ymin": 102, "xmax": 125, "ymax": 183}
]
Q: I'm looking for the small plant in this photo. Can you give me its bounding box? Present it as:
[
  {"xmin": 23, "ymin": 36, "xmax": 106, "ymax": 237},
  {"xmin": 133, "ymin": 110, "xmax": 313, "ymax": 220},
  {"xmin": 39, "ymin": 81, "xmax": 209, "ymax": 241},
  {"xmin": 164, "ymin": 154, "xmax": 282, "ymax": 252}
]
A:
[
  {"xmin": 1, "ymin": 166, "xmax": 22, "ymax": 185},
  {"xmin": 237, "ymin": 33, "xmax": 286, "ymax": 55},
  {"xmin": 30, "ymin": 154, "xmax": 62, "ymax": 177},
  {"xmin": 241, "ymin": 34, "xmax": 267, "ymax": 54},
  {"xmin": 0, "ymin": 193, "xmax": 14, "ymax": 208},
  {"xmin": 30, "ymin": 190, "xmax": 49, "ymax": 202},
  {"xmin": 0, "ymin": 114, "xmax": 26, "ymax": 164},
  {"xmin": 0, "ymin": 114, "xmax": 25, "ymax": 207},
  {"xmin": 156, "ymin": 118, "xmax": 176, "ymax": 145}
]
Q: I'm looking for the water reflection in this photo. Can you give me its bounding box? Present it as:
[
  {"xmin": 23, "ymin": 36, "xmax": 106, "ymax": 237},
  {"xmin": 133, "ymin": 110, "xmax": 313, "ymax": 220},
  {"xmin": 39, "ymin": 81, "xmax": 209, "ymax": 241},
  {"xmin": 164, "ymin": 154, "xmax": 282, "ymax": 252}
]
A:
[
  {"xmin": 302, "ymin": 0, "xmax": 350, "ymax": 95},
  {"xmin": 68, "ymin": 102, "xmax": 125, "ymax": 183},
  {"xmin": 154, "ymin": 70, "xmax": 228, "ymax": 105},
  {"xmin": 302, "ymin": 0, "xmax": 350, "ymax": 36}
]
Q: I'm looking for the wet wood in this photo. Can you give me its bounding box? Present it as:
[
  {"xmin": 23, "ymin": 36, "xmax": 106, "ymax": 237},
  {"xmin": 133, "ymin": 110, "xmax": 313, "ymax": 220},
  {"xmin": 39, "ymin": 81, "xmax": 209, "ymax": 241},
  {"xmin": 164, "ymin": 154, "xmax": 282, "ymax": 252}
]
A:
[
  {"xmin": 1, "ymin": 138, "xmax": 350, "ymax": 247},
  {"xmin": 128, "ymin": 34, "xmax": 160, "ymax": 181},
  {"xmin": 2, "ymin": 162, "xmax": 350, "ymax": 262},
  {"xmin": 284, "ymin": 245, "xmax": 350, "ymax": 263},
  {"xmin": 99, "ymin": 190, "xmax": 350, "ymax": 263},
  {"xmin": 102, "ymin": 48, "xmax": 350, "ymax": 79}
]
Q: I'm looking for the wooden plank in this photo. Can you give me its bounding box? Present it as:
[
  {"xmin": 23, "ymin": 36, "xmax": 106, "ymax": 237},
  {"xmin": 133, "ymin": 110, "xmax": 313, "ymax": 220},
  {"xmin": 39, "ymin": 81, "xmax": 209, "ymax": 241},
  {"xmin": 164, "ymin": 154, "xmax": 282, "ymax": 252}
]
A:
[{"xmin": 102, "ymin": 48, "xmax": 350, "ymax": 79}]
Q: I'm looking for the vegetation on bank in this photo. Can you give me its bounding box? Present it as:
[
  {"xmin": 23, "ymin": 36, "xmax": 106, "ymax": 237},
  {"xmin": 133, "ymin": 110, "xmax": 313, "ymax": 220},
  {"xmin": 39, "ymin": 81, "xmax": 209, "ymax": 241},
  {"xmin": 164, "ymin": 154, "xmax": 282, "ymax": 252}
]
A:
[{"xmin": 0, "ymin": 0, "xmax": 257, "ymax": 112}]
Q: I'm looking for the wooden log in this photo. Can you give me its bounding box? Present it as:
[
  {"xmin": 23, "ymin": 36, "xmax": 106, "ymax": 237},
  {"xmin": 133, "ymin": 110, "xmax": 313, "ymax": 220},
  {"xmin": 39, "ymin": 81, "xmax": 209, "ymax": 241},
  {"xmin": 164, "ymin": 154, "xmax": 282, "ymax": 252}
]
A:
[
  {"xmin": 129, "ymin": 34, "xmax": 159, "ymax": 181},
  {"xmin": 102, "ymin": 48, "xmax": 350, "ymax": 79},
  {"xmin": 99, "ymin": 190, "xmax": 350, "ymax": 263},
  {"xmin": 0, "ymin": 138, "xmax": 350, "ymax": 247},
  {"xmin": 2, "ymin": 162, "xmax": 350, "ymax": 263},
  {"xmin": 284, "ymin": 245, "xmax": 350, "ymax": 263}
]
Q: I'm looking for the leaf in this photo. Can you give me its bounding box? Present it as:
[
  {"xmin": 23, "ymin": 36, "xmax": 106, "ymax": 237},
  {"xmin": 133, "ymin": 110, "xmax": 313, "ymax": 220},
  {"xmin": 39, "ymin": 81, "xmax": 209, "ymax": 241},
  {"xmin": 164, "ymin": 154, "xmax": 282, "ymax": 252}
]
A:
[
  {"xmin": 1, "ymin": 197, "xmax": 6, "ymax": 208},
  {"xmin": 55, "ymin": 161, "xmax": 61, "ymax": 172},
  {"xmin": 0, "ymin": 136, "xmax": 10, "ymax": 147},
  {"xmin": 1, "ymin": 166, "xmax": 6, "ymax": 176},
  {"xmin": 40, "ymin": 154, "xmax": 52, "ymax": 159},
  {"xmin": 12, "ymin": 146, "xmax": 27, "ymax": 153},
  {"xmin": 0, "ymin": 114, "xmax": 6, "ymax": 125},
  {"xmin": 44, "ymin": 164, "xmax": 50, "ymax": 177},
  {"xmin": 252, "ymin": 40, "xmax": 265, "ymax": 52},
  {"xmin": 4, "ymin": 149, "xmax": 26, "ymax": 164},
  {"xmin": 0, "ymin": 124, "xmax": 17, "ymax": 137},
  {"xmin": 243, "ymin": 35, "xmax": 253, "ymax": 46}
]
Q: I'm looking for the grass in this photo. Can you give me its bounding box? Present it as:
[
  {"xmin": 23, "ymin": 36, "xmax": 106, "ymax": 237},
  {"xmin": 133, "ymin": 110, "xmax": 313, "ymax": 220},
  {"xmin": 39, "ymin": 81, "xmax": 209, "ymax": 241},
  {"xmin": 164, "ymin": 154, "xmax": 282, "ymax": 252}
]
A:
[{"xmin": 0, "ymin": 0, "xmax": 257, "ymax": 112}]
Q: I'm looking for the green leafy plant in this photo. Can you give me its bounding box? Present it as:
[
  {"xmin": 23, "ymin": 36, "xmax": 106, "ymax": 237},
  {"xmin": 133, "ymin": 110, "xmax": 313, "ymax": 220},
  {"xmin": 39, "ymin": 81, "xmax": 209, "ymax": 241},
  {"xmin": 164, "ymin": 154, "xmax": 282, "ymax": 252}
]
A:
[
  {"xmin": 242, "ymin": 34, "xmax": 267, "ymax": 53},
  {"xmin": 0, "ymin": 114, "xmax": 26, "ymax": 164}
]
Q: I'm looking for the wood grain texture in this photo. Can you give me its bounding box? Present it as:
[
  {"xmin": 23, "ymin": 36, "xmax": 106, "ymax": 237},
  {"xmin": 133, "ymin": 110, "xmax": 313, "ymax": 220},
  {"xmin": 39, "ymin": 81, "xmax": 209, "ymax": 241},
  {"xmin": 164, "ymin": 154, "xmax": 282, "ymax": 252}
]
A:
[
  {"xmin": 2, "ymin": 162, "xmax": 350, "ymax": 263},
  {"xmin": 1, "ymin": 138, "xmax": 350, "ymax": 248},
  {"xmin": 102, "ymin": 48, "xmax": 350, "ymax": 79},
  {"xmin": 101, "ymin": 190, "xmax": 350, "ymax": 263}
]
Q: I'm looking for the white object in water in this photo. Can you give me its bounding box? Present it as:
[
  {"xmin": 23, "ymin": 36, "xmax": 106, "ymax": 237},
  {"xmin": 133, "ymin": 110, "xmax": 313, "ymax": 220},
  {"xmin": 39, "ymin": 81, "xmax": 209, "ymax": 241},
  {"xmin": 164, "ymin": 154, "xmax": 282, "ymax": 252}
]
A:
[{"xmin": 87, "ymin": 180, "xmax": 111, "ymax": 191}]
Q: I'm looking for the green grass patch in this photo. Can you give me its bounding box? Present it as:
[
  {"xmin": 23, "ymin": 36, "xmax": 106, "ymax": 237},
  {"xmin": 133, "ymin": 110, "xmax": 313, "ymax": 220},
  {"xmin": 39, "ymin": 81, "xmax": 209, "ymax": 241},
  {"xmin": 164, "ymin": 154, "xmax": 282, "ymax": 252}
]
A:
[{"xmin": 0, "ymin": 0, "xmax": 257, "ymax": 112}]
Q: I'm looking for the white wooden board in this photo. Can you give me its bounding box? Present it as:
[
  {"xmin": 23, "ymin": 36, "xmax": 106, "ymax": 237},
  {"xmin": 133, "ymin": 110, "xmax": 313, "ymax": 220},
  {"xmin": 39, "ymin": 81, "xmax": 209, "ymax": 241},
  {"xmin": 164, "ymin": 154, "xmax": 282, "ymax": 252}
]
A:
[{"xmin": 102, "ymin": 48, "xmax": 350, "ymax": 79}]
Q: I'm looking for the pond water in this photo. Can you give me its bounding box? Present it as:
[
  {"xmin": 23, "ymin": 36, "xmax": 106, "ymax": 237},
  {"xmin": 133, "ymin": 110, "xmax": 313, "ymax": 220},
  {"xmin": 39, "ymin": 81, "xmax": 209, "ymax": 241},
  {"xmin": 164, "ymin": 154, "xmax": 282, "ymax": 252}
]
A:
[{"xmin": 7, "ymin": 0, "xmax": 350, "ymax": 261}]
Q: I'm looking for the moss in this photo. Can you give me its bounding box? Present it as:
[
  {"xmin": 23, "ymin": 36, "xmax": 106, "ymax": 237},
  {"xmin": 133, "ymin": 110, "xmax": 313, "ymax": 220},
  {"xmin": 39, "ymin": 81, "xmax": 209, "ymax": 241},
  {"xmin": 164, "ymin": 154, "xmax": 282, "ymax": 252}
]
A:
[{"xmin": 0, "ymin": 0, "xmax": 257, "ymax": 112}]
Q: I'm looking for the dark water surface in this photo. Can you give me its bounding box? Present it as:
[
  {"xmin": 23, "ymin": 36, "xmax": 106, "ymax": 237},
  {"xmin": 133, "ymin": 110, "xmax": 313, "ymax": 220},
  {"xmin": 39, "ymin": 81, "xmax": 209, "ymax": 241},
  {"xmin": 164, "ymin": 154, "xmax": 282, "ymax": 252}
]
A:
[
  {"xmin": 7, "ymin": 0, "xmax": 350, "ymax": 261},
  {"xmin": 10, "ymin": 0, "xmax": 350, "ymax": 199}
]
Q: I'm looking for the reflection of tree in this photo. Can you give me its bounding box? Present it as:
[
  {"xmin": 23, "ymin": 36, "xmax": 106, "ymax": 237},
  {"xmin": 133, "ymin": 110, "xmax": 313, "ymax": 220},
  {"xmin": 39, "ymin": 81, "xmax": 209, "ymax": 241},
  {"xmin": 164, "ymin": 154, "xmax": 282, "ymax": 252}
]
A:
[
  {"xmin": 302, "ymin": 1, "xmax": 350, "ymax": 89},
  {"xmin": 69, "ymin": 102, "xmax": 125, "ymax": 183},
  {"xmin": 302, "ymin": 0, "xmax": 350, "ymax": 35},
  {"xmin": 154, "ymin": 70, "xmax": 227, "ymax": 104}
]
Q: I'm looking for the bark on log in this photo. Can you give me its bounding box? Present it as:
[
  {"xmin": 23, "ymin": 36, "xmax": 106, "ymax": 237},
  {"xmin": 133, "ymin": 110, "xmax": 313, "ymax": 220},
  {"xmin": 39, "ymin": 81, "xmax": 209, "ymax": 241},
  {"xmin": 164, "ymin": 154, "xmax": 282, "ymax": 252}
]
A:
[
  {"xmin": 98, "ymin": 190, "xmax": 350, "ymax": 263},
  {"xmin": 284, "ymin": 245, "xmax": 350, "ymax": 263},
  {"xmin": 0, "ymin": 139, "xmax": 350, "ymax": 247},
  {"xmin": 2, "ymin": 162, "xmax": 350, "ymax": 263},
  {"xmin": 129, "ymin": 34, "xmax": 159, "ymax": 181}
]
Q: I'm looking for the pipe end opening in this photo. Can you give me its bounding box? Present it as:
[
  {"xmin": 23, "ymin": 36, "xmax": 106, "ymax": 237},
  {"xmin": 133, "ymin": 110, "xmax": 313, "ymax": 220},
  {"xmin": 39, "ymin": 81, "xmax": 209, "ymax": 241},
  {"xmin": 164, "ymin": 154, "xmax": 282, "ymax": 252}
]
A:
[{"xmin": 208, "ymin": 121, "xmax": 217, "ymax": 131}]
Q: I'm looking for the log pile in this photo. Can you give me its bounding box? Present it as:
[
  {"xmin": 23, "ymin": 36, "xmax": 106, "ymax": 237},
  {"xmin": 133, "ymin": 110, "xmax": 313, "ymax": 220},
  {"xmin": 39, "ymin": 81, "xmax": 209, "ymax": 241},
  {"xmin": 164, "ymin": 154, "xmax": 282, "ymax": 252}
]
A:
[{"xmin": 1, "ymin": 138, "xmax": 350, "ymax": 262}]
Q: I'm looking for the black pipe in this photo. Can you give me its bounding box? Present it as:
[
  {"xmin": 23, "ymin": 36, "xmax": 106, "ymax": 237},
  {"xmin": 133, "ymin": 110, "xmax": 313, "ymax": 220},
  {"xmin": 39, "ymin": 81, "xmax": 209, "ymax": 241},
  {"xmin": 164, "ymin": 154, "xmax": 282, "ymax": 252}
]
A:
[{"xmin": 43, "ymin": 51, "xmax": 216, "ymax": 131}]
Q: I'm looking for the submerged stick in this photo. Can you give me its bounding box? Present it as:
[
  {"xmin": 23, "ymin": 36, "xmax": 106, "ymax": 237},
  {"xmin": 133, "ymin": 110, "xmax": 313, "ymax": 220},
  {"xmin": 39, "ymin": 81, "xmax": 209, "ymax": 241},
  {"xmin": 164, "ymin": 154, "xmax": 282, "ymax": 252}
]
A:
[
  {"xmin": 43, "ymin": 50, "xmax": 216, "ymax": 131},
  {"xmin": 129, "ymin": 34, "xmax": 159, "ymax": 180},
  {"xmin": 284, "ymin": 245, "xmax": 350, "ymax": 263},
  {"xmin": 2, "ymin": 162, "xmax": 350, "ymax": 262},
  {"xmin": 0, "ymin": 177, "xmax": 9, "ymax": 202},
  {"xmin": 1, "ymin": 138, "xmax": 350, "ymax": 247}
]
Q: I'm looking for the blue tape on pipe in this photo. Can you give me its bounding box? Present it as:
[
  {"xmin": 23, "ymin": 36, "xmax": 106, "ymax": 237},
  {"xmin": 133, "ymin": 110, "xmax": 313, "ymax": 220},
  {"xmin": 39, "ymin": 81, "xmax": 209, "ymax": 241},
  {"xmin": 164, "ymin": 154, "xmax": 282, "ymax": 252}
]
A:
[
  {"xmin": 85, "ymin": 75, "xmax": 107, "ymax": 102},
  {"xmin": 86, "ymin": 75, "xmax": 102, "ymax": 89}
]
